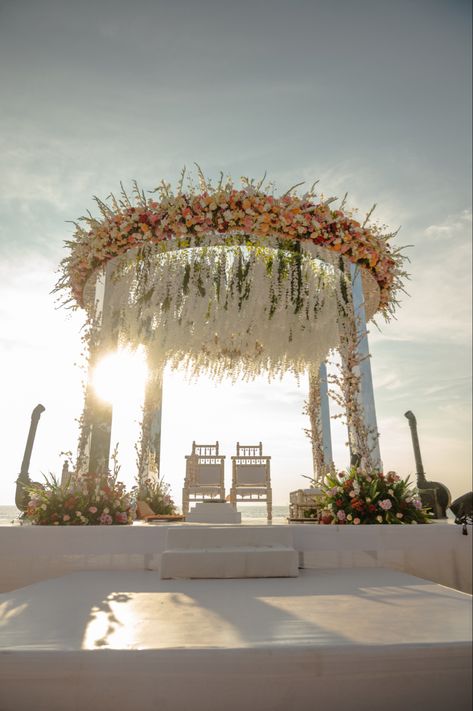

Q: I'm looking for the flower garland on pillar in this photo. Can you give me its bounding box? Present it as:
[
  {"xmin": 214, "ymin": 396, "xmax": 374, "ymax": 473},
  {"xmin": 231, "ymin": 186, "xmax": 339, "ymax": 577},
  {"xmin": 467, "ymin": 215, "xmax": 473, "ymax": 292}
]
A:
[
  {"xmin": 330, "ymin": 271, "xmax": 379, "ymax": 471},
  {"xmin": 304, "ymin": 368, "xmax": 327, "ymax": 481},
  {"xmin": 136, "ymin": 365, "xmax": 163, "ymax": 484}
]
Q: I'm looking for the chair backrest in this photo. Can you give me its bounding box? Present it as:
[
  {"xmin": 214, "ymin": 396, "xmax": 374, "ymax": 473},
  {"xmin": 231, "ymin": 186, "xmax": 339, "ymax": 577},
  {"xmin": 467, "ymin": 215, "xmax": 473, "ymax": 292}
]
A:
[
  {"xmin": 192, "ymin": 441, "xmax": 220, "ymax": 457},
  {"xmin": 186, "ymin": 441, "xmax": 225, "ymax": 486},
  {"xmin": 236, "ymin": 442, "xmax": 263, "ymax": 457},
  {"xmin": 232, "ymin": 442, "xmax": 270, "ymax": 487}
]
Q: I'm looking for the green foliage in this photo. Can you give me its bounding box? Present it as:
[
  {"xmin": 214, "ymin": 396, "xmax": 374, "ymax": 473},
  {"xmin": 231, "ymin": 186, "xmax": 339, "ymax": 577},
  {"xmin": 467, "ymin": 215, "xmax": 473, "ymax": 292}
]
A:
[{"xmin": 136, "ymin": 475, "xmax": 177, "ymax": 515}]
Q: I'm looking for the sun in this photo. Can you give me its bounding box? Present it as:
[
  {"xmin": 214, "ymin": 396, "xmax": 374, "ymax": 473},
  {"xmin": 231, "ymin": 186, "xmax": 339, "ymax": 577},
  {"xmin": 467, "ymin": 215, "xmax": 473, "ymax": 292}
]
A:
[{"xmin": 92, "ymin": 347, "xmax": 148, "ymax": 405}]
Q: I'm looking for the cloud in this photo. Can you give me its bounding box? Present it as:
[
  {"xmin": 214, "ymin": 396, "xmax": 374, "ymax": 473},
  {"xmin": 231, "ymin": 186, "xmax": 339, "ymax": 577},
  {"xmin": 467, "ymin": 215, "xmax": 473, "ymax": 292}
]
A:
[
  {"xmin": 425, "ymin": 209, "xmax": 472, "ymax": 239},
  {"xmin": 371, "ymin": 209, "xmax": 472, "ymax": 346}
]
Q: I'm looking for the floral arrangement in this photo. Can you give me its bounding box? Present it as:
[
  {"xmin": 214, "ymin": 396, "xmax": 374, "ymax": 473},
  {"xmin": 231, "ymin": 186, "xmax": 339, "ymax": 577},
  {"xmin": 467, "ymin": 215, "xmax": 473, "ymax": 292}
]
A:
[
  {"xmin": 56, "ymin": 173, "xmax": 405, "ymax": 318},
  {"xmin": 25, "ymin": 471, "xmax": 134, "ymax": 526},
  {"xmin": 134, "ymin": 475, "xmax": 177, "ymax": 515},
  {"xmin": 318, "ymin": 467, "xmax": 432, "ymax": 525}
]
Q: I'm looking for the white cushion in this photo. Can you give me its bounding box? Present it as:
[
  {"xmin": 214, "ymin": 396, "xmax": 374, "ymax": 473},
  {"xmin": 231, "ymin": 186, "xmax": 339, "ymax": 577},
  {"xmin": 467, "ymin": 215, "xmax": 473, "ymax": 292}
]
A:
[{"xmin": 160, "ymin": 546, "xmax": 299, "ymax": 579}]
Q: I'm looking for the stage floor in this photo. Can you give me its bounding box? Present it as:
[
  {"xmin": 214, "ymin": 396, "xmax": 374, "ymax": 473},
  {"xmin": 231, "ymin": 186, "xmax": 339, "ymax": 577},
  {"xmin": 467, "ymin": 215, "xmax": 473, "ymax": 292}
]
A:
[{"xmin": 0, "ymin": 567, "xmax": 471, "ymax": 710}]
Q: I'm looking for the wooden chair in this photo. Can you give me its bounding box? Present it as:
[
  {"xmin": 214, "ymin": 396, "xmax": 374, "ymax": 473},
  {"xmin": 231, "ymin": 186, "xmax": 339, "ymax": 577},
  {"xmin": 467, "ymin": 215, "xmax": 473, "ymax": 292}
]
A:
[
  {"xmin": 182, "ymin": 441, "xmax": 226, "ymax": 515},
  {"xmin": 230, "ymin": 442, "xmax": 272, "ymax": 521}
]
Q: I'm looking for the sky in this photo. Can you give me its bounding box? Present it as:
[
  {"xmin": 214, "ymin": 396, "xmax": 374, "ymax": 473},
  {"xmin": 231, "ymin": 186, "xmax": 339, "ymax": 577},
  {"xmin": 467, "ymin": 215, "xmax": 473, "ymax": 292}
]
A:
[{"xmin": 0, "ymin": 0, "xmax": 471, "ymax": 507}]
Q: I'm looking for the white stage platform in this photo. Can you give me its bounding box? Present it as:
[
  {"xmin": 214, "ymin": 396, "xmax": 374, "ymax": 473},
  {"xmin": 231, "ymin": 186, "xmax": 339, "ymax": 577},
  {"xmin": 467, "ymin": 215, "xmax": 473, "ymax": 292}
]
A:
[
  {"xmin": 1, "ymin": 522, "xmax": 471, "ymax": 593},
  {"xmin": 0, "ymin": 567, "xmax": 471, "ymax": 711}
]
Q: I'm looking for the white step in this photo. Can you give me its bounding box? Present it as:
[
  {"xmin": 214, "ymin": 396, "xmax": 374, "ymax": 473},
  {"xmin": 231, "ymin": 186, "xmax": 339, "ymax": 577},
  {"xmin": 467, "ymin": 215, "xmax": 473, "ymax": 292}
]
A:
[
  {"xmin": 160, "ymin": 526, "xmax": 299, "ymax": 579},
  {"xmin": 165, "ymin": 525, "xmax": 293, "ymax": 550},
  {"xmin": 186, "ymin": 503, "xmax": 242, "ymax": 523}
]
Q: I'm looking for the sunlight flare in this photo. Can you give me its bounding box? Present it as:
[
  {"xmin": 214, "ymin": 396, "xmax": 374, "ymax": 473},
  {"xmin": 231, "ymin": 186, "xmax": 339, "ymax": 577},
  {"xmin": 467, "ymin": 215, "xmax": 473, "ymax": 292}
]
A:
[{"xmin": 92, "ymin": 347, "xmax": 148, "ymax": 406}]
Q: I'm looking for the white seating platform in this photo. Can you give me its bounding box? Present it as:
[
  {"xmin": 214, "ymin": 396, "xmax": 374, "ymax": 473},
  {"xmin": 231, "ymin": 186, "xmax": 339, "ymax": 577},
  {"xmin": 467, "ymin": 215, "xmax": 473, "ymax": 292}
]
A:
[
  {"xmin": 0, "ymin": 567, "xmax": 471, "ymax": 711},
  {"xmin": 185, "ymin": 502, "xmax": 242, "ymax": 523},
  {"xmin": 160, "ymin": 525, "xmax": 298, "ymax": 578}
]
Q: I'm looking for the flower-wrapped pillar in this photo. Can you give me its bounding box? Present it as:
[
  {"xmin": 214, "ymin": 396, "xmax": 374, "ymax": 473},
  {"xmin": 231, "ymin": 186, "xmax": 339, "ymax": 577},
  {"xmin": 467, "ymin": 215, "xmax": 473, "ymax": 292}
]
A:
[
  {"xmin": 137, "ymin": 365, "xmax": 164, "ymax": 486},
  {"xmin": 336, "ymin": 262, "xmax": 382, "ymax": 471},
  {"xmin": 78, "ymin": 262, "xmax": 119, "ymax": 475},
  {"xmin": 306, "ymin": 362, "xmax": 333, "ymax": 480}
]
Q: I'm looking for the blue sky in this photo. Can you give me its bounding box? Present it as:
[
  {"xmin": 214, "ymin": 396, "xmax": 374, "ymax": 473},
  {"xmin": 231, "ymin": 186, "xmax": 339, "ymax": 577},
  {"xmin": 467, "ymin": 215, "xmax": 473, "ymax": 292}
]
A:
[{"xmin": 0, "ymin": 0, "xmax": 471, "ymax": 505}]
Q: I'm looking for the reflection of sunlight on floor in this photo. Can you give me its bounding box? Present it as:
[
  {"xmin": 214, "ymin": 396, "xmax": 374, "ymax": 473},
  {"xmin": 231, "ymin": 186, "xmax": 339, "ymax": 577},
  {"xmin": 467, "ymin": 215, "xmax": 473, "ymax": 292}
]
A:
[
  {"xmin": 0, "ymin": 602, "xmax": 28, "ymax": 625},
  {"xmin": 82, "ymin": 592, "xmax": 137, "ymax": 649},
  {"xmin": 82, "ymin": 604, "xmax": 111, "ymax": 648},
  {"xmin": 82, "ymin": 590, "xmax": 244, "ymax": 650}
]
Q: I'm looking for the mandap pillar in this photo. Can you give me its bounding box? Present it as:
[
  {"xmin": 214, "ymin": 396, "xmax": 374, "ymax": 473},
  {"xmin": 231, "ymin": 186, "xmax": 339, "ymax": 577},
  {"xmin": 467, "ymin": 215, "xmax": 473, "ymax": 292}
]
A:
[
  {"xmin": 78, "ymin": 262, "xmax": 119, "ymax": 475},
  {"xmin": 349, "ymin": 263, "xmax": 382, "ymax": 470},
  {"xmin": 137, "ymin": 366, "xmax": 164, "ymax": 486},
  {"xmin": 307, "ymin": 361, "xmax": 333, "ymax": 481},
  {"xmin": 337, "ymin": 263, "xmax": 382, "ymax": 471}
]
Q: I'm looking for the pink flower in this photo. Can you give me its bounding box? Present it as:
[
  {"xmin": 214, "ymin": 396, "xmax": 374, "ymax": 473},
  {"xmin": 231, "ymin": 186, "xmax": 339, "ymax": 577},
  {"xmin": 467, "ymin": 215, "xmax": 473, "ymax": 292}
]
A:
[
  {"xmin": 413, "ymin": 498, "xmax": 422, "ymax": 510},
  {"xmin": 99, "ymin": 512, "xmax": 113, "ymax": 525},
  {"xmin": 337, "ymin": 510, "xmax": 347, "ymax": 521},
  {"xmin": 63, "ymin": 514, "xmax": 70, "ymax": 522},
  {"xmin": 115, "ymin": 511, "xmax": 128, "ymax": 524},
  {"xmin": 379, "ymin": 499, "xmax": 392, "ymax": 511},
  {"xmin": 353, "ymin": 518, "xmax": 361, "ymax": 525},
  {"xmin": 89, "ymin": 506, "xmax": 98, "ymax": 514}
]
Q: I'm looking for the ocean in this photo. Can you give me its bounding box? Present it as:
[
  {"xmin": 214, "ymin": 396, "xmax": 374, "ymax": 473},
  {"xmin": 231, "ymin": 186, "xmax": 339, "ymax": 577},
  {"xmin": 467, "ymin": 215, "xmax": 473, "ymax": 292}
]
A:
[{"xmin": 0, "ymin": 504, "xmax": 289, "ymax": 526}]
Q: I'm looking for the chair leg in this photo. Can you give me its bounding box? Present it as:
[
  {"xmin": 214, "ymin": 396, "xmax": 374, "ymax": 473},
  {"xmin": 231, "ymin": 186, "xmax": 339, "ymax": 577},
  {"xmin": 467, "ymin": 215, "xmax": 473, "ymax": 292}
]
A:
[
  {"xmin": 182, "ymin": 489, "xmax": 189, "ymax": 516},
  {"xmin": 230, "ymin": 488, "xmax": 237, "ymax": 509},
  {"xmin": 267, "ymin": 489, "xmax": 272, "ymax": 521}
]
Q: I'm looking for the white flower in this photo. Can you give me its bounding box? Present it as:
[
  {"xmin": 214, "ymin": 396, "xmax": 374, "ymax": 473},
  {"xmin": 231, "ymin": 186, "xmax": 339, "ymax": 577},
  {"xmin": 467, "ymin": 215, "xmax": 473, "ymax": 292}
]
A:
[
  {"xmin": 376, "ymin": 515, "xmax": 383, "ymax": 523},
  {"xmin": 366, "ymin": 497, "xmax": 372, "ymax": 503},
  {"xmin": 347, "ymin": 514, "xmax": 353, "ymax": 521},
  {"xmin": 349, "ymin": 491, "xmax": 356, "ymax": 498},
  {"xmin": 388, "ymin": 489, "xmax": 394, "ymax": 495},
  {"xmin": 396, "ymin": 513, "xmax": 403, "ymax": 519}
]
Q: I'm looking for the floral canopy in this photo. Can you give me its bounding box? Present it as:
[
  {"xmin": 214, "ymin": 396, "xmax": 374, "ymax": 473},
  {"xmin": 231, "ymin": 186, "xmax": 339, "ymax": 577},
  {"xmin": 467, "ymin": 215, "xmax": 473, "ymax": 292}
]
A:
[{"xmin": 57, "ymin": 173, "xmax": 405, "ymax": 380}]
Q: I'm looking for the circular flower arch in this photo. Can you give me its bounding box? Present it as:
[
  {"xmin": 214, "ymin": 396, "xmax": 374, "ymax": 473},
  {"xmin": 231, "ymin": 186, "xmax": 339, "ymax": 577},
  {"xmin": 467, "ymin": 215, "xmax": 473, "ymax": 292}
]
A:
[{"xmin": 56, "ymin": 175, "xmax": 406, "ymax": 379}]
